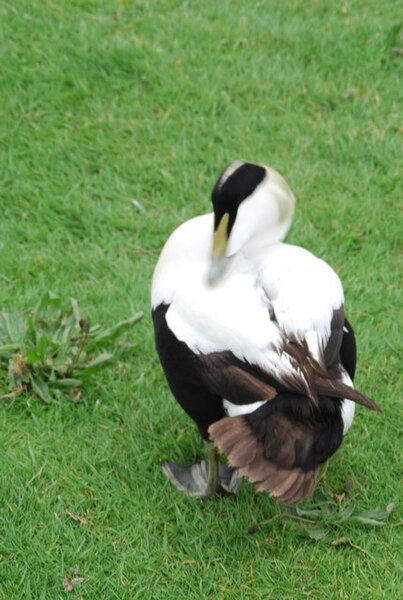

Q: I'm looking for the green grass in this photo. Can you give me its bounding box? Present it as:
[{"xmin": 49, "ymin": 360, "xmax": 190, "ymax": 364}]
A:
[{"xmin": 0, "ymin": 0, "xmax": 402, "ymax": 597}]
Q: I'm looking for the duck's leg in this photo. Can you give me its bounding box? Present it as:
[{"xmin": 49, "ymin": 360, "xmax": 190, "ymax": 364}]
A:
[{"xmin": 162, "ymin": 441, "xmax": 239, "ymax": 498}]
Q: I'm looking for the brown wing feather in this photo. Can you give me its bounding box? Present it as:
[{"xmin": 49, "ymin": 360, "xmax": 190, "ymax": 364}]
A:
[
  {"xmin": 199, "ymin": 352, "xmax": 277, "ymax": 406},
  {"xmin": 282, "ymin": 341, "xmax": 380, "ymax": 412},
  {"xmin": 198, "ymin": 339, "xmax": 379, "ymax": 414},
  {"xmin": 324, "ymin": 307, "xmax": 345, "ymax": 367},
  {"xmin": 315, "ymin": 376, "xmax": 381, "ymax": 412}
]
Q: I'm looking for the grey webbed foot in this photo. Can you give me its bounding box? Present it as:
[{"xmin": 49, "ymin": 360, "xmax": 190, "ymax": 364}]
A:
[{"xmin": 161, "ymin": 460, "xmax": 239, "ymax": 498}]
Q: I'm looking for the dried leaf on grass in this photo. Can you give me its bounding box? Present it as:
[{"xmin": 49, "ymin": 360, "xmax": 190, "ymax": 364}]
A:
[
  {"xmin": 331, "ymin": 537, "xmax": 375, "ymax": 559},
  {"xmin": 65, "ymin": 509, "xmax": 89, "ymax": 527},
  {"xmin": 63, "ymin": 576, "xmax": 85, "ymax": 592}
]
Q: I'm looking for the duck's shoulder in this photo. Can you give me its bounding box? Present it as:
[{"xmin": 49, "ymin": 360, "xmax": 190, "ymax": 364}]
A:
[
  {"xmin": 151, "ymin": 213, "xmax": 213, "ymax": 308},
  {"xmin": 254, "ymin": 242, "xmax": 338, "ymax": 274},
  {"xmin": 254, "ymin": 242, "xmax": 343, "ymax": 301},
  {"xmin": 159, "ymin": 213, "xmax": 213, "ymax": 256}
]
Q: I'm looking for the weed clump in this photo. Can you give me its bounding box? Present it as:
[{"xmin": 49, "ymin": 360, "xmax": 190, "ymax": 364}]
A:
[{"xmin": 0, "ymin": 291, "xmax": 143, "ymax": 403}]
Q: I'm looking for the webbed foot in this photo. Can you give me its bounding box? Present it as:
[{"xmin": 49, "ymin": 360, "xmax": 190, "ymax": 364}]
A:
[{"xmin": 161, "ymin": 460, "xmax": 239, "ymax": 498}]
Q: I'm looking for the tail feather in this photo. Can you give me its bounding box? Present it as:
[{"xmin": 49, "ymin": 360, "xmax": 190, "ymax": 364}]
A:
[
  {"xmin": 211, "ymin": 418, "xmax": 245, "ymax": 455},
  {"xmin": 269, "ymin": 468, "xmax": 302, "ymax": 497},
  {"xmin": 239, "ymin": 448, "xmax": 271, "ymax": 482},
  {"xmin": 208, "ymin": 372, "xmax": 379, "ymax": 503},
  {"xmin": 227, "ymin": 435, "xmax": 257, "ymax": 467},
  {"xmin": 279, "ymin": 470, "xmax": 307, "ymax": 503},
  {"xmin": 209, "ymin": 416, "xmax": 319, "ymax": 503}
]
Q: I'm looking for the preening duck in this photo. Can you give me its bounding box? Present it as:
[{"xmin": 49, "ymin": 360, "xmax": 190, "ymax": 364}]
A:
[{"xmin": 151, "ymin": 161, "xmax": 379, "ymax": 502}]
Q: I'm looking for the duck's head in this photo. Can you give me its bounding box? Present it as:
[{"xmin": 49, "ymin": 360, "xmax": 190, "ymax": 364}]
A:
[{"xmin": 209, "ymin": 160, "xmax": 295, "ymax": 283}]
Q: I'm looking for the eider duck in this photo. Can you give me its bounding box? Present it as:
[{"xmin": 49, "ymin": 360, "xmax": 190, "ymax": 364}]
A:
[{"xmin": 151, "ymin": 161, "xmax": 379, "ymax": 502}]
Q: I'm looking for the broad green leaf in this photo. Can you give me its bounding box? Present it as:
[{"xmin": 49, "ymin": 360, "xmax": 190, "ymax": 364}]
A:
[
  {"xmin": 88, "ymin": 324, "xmax": 102, "ymax": 335},
  {"xmin": 71, "ymin": 298, "xmax": 81, "ymax": 326},
  {"xmin": 36, "ymin": 334, "xmax": 53, "ymax": 361},
  {"xmin": 85, "ymin": 312, "xmax": 143, "ymax": 351},
  {"xmin": 298, "ymin": 527, "xmax": 329, "ymax": 540},
  {"xmin": 0, "ymin": 344, "xmax": 20, "ymax": 358},
  {"xmin": 0, "ymin": 311, "xmax": 26, "ymax": 344},
  {"xmin": 61, "ymin": 315, "xmax": 77, "ymax": 344},
  {"xmin": 26, "ymin": 348, "xmax": 39, "ymax": 365},
  {"xmin": 79, "ymin": 352, "xmax": 114, "ymax": 377},
  {"xmin": 295, "ymin": 506, "xmax": 323, "ymax": 518},
  {"xmin": 29, "ymin": 374, "xmax": 51, "ymax": 403},
  {"xmin": 338, "ymin": 503, "xmax": 356, "ymax": 522},
  {"xmin": 355, "ymin": 504, "xmax": 395, "ymax": 521},
  {"xmin": 353, "ymin": 516, "xmax": 387, "ymax": 527},
  {"xmin": 26, "ymin": 313, "xmax": 37, "ymax": 344},
  {"xmin": 33, "ymin": 291, "xmax": 60, "ymax": 320},
  {"xmin": 53, "ymin": 378, "xmax": 83, "ymax": 388}
]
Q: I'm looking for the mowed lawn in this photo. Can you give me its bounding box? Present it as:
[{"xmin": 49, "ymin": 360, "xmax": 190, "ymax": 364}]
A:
[{"xmin": 0, "ymin": 1, "xmax": 402, "ymax": 598}]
